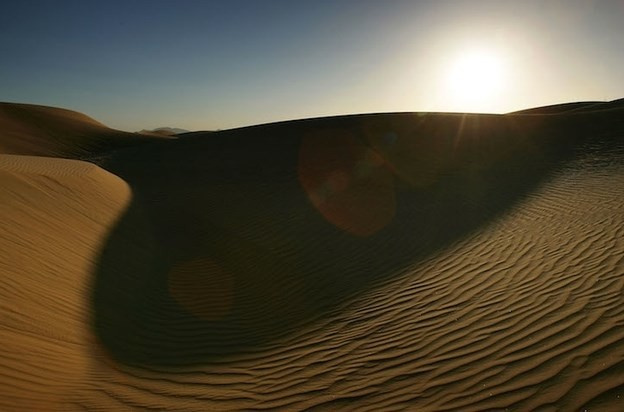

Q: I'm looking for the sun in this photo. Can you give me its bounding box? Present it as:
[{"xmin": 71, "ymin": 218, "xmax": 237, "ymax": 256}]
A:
[{"xmin": 443, "ymin": 48, "xmax": 506, "ymax": 112}]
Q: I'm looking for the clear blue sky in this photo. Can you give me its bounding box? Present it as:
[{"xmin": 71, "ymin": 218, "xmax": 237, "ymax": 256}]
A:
[{"xmin": 2, "ymin": 0, "xmax": 623, "ymax": 131}]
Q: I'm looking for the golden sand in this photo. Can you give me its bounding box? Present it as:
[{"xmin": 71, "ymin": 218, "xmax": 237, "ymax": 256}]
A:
[{"xmin": 1, "ymin": 102, "xmax": 623, "ymax": 410}]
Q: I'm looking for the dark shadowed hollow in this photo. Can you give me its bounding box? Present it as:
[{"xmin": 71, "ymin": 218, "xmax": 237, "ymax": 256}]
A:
[{"xmin": 90, "ymin": 108, "xmax": 620, "ymax": 369}]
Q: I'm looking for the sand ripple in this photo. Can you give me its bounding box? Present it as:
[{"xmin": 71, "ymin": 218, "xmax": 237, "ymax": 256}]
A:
[{"xmin": 1, "ymin": 112, "xmax": 623, "ymax": 410}]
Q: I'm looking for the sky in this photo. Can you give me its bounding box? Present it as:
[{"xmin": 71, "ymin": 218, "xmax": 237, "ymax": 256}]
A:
[{"xmin": 1, "ymin": 0, "xmax": 623, "ymax": 131}]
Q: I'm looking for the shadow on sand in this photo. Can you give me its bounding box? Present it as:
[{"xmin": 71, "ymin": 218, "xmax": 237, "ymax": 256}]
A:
[{"xmin": 90, "ymin": 112, "xmax": 588, "ymax": 368}]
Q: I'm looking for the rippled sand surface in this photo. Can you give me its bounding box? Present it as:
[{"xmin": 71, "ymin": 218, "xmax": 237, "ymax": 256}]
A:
[{"xmin": 1, "ymin": 102, "xmax": 623, "ymax": 410}]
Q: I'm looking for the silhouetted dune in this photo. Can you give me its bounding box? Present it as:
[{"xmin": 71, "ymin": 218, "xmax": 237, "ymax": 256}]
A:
[
  {"xmin": 511, "ymin": 101, "xmax": 604, "ymax": 114},
  {"xmin": 1, "ymin": 103, "xmax": 624, "ymax": 410},
  {"xmin": 511, "ymin": 97, "xmax": 624, "ymax": 115},
  {"xmin": 0, "ymin": 102, "xmax": 162, "ymax": 158}
]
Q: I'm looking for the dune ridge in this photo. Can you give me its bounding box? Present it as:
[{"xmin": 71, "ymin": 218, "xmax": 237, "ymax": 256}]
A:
[
  {"xmin": 0, "ymin": 102, "xmax": 161, "ymax": 159},
  {"xmin": 510, "ymin": 97, "xmax": 624, "ymax": 115},
  {"xmin": 1, "ymin": 103, "xmax": 623, "ymax": 410}
]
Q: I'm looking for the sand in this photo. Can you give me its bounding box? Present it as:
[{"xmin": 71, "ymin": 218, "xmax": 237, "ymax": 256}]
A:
[
  {"xmin": 0, "ymin": 102, "xmax": 162, "ymax": 158},
  {"xmin": 0, "ymin": 154, "xmax": 132, "ymax": 409},
  {"xmin": 1, "ymin": 102, "xmax": 623, "ymax": 410}
]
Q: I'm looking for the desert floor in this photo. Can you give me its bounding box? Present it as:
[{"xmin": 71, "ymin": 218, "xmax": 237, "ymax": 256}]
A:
[{"xmin": 1, "ymin": 102, "xmax": 623, "ymax": 410}]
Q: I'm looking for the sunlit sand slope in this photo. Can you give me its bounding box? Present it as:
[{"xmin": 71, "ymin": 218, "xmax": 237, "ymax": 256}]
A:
[
  {"xmin": 0, "ymin": 107, "xmax": 623, "ymax": 411},
  {"xmin": 0, "ymin": 155, "xmax": 132, "ymax": 410},
  {"xmin": 0, "ymin": 102, "xmax": 159, "ymax": 158}
]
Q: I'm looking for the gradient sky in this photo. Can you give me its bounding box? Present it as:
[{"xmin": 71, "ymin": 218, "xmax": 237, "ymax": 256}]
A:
[{"xmin": 2, "ymin": 0, "xmax": 623, "ymax": 131}]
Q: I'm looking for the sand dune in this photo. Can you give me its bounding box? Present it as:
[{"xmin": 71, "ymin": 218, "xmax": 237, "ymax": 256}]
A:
[
  {"xmin": 0, "ymin": 154, "xmax": 132, "ymax": 409},
  {"xmin": 1, "ymin": 103, "xmax": 623, "ymax": 410},
  {"xmin": 511, "ymin": 97, "xmax": 624, "ymax": 115},
  {"xmin": 511, "ymin": 101, "xmax": 604, "ymax": 115},
  {"xmin": 0, "ymin": 102, "xmax": 161, "ymax": 158}
]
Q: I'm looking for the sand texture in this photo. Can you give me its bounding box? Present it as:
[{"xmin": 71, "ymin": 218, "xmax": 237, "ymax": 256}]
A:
[{"xmin": 1, "ymin": 102, "xmax": 623, "ymax": 410}]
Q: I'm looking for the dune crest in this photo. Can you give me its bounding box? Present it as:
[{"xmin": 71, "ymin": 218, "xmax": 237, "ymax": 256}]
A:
[{"xmin": 0, "ymin": 102, "xmax": 160, "ymax": 159}]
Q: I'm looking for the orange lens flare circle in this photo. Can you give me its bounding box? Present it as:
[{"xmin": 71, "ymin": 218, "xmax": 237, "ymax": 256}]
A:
[{"xmin": 298, "ymin": 129, "xmax": 395, "ymax": 237}]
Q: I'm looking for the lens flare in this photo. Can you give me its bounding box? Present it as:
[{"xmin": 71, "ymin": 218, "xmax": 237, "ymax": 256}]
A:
[{"xmin": 298, "ymin": 129, "xmax": 395, "ymax": 236}]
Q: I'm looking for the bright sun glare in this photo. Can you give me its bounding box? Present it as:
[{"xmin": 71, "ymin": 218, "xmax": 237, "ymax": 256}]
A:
[{"xmin": 444, "ymin": 48, "xmax": 506, "ymax": 112}]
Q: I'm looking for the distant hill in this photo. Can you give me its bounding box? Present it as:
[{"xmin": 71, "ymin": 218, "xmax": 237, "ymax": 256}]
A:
[
  {"xmin": 0, "ymin": 102, "xmax": 161, "ymax": 159},
  {"xmin": 138, "ymin": 127, "xmax": 190, "ymax": 136}
]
